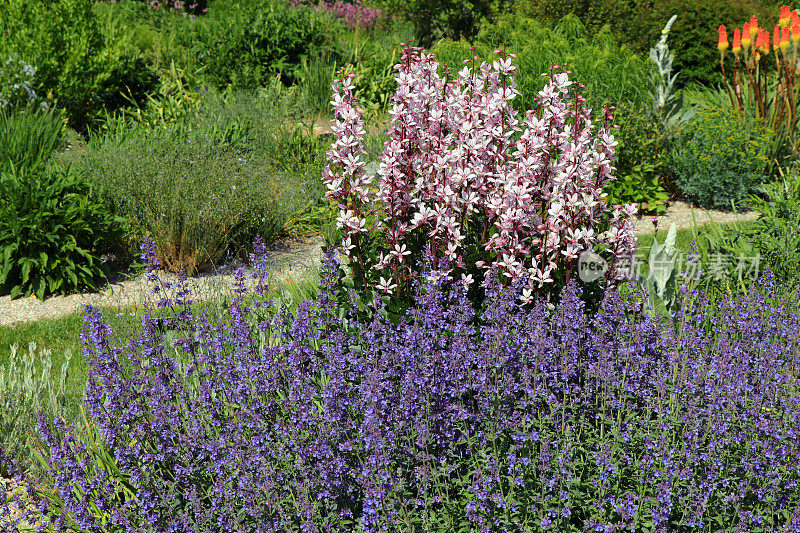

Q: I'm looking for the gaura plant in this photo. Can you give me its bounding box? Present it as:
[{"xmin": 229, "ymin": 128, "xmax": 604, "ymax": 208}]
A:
[
  {"xmin": 324, "ymin": 46, "xmax": 638, "ymax": 305},
  {"xmin": 717, "ymin": 5, "xmax": 800, "ymax": 162}
]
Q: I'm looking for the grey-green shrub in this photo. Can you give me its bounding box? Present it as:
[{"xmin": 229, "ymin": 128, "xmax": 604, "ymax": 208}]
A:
[
  {"xmin": 0, "ymin": 342, "xmax": 70, "ymax": 478},
  {"xmin": 671, "ymin": 105, "xmax": 772, "ymax": 211},
  {"xmin": 82, "ymin": 88, "xmax": 326, "ymax": 273}
]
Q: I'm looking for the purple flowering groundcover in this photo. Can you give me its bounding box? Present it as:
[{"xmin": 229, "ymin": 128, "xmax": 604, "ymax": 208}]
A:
[{"xmin": 4, "ymin": 244, "xmax": 798, "ymax": 532}]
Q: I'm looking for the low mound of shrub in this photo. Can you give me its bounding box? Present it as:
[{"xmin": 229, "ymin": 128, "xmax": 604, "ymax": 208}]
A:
[{"xmin": 82, "ymin": 88, "xmax": 326, "ymax": 273}]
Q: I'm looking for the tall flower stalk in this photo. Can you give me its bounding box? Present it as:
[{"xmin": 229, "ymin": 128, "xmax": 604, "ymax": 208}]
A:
[
  {"xmin": 325, "ymin": 46, "xmax": 637, "ymax": 303},
  {"xmin": 718, "ymin": 6, "xmax": 800, "ymax": 160}
]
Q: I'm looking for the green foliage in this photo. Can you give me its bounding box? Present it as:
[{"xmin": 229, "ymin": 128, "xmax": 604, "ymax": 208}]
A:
[
  {"xmin": 434, "ymin": 14, "xmax": 655, "ymax": 112},
  {"xmin": 606, "ymin": 105, "xmax": 671, "ymax": 213},
  {"xmin": 0, "ymin": 0, "xmax": 159, "ymax": 131},
  {"xmin": 517, "ymin": 0, "xmax": 775, "ymax": 88},
  {"xmin": 0, "ymin": 342, "xmax": 70, "ymax": 479},
  {"xmin": 374, "ymin": 0, "xmax": 501, "ymax": 47},
  {"xmin": 192, "ymin": 0, "xmax": 340, "ymax": 90},
  {"xmin": 82, "ymin": 88, "xmax": 326, "ymax": 273},
  {"xmin": 0, "ymin": 164, "xmax": 122, "ymax": 300},
  {"xmin": 0, "ymin": 106, "xmax": 65, "ymax": 173},
  {"xmin": 707, "ymin": 166, "xmax": 800, "ymax": 289},
  {"xmin": 671, "ymin": 105, "xmax": 773, "ymax": 210}
]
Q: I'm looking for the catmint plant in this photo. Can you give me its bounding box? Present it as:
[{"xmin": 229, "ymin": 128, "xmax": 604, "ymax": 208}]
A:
[
  {"xmin": 324, "ymin": 46, "xmax": 638, "ymax": 306},
  {"xmin": 12, "ymin": 242, "xmax": 800, "ymax": 532}
]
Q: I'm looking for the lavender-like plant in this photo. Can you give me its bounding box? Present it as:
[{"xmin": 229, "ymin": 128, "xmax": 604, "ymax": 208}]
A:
[{"xmin": 12, "ymin": 240, "xmax": 800, "ymax": 532}]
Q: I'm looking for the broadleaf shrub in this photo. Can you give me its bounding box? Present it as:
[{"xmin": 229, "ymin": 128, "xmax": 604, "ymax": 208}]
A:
[
  {"xmin": 192, "ymin": 0, "xmax": 340, "ymax": 89},
  {"xmin": 671, "ymin": 105, "xmax": 773, "ymax": 210},
  {"xmin": 0, "ymin": 164, "xmax": 121, "ymax": 300},
  {"xmin": 0, "ymin": 0, "xmax": 160, "ymax": 131},
  {"xmin": 15, "ymin": 246, "xmax": 800, "ymax": 531}
]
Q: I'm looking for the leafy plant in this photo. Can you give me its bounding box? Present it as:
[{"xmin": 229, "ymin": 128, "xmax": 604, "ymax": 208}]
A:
[
  {"xmin": 704, "ymin": 164, "xmax": 800, "ymax": 289},
  {"xmin": 0, "ymin": 0, "xmax": 160, "ymax": 131},
  {"xmin": 605, "ymin": 104, "xmax": 671, "ymax": 213},
  {"xmin": 671, "ymin": 104, "xmax": 773, "ymax": 210},
  {"xmin": 0, "ymin": 164, "xmax": 121, "ymax": 300},
  {"xmin": 648, "ymin": 15, "xmax": 693, "ymax": 130},
  {"xmin": 642, "ymin": 222, "xmax": 679, "ymax": 327},
  {"xmin": 0, "ymin": 106, "xmax": 65, "ymax": 173},
  {"xmin": 192, "ymin": 0, "xmax": 340, "ymax": 90}
]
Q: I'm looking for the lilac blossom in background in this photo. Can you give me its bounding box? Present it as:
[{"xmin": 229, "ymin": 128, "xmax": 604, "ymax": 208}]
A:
[
  {"xmin": 12, "ymin": 245, "xmax": 800, "ymax": 532},
  {"xmin": 325, "ymin": 46, "xmax": 638, "ymax": 302},
  {"xmin": 291, "ymin": 0, "xmax": 386, "ymax": 31}
]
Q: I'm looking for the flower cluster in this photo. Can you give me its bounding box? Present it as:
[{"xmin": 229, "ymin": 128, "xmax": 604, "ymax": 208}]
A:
[
  {"xmin": 325, "ymin": 46, "xmax": 637, "ymax": 301},
  {"xmin": 15, "ymin": 248, "xmax": 800, "ymax": 532},
  {"xmin": 717, "ymin": 5, "xmax": 800, "ymax": 145},
  {"xmin": 320, "ymin": 0, "xmax": 385, "ymax": 31},
  {"xmin": 0, "ymin": 56, "xmax": 40, "ymax": 110}
]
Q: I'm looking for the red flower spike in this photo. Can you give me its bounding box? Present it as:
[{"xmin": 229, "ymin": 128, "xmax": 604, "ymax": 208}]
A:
[
  {"xmin": 793, "ymin": 22, "xmax": 800, "ymax": 43},
  {"xmin": 781, "ymin": 5, "xmax": 792, "ymax": 26},
  {"xmin": 782, "ymin": 25, "xmax": 791, "ymax": 52},
  {"xmin": 743, "ymin": 22, "xmax": 752, "ymax": 49},
  {"xmin": 793, "ymin": 10, "xmax": 800, "ymax": 28},
  {"xmin": 719, "ymin": 25, "xmax": 729, "ymax": 52},
  {"xmin": 758, "ymin": 28, "xmax": 770, "ymax": 53},
  {"xmin": 733, "ymin": 28, "xmax": 742, "ymax": 54},
  {"xmin": 750, "ymin": 16, "xmax": 759, "ymax": 39},
  {"xmin": 774, "ymin": 25, "xmax": 781, "ymax": 50}
]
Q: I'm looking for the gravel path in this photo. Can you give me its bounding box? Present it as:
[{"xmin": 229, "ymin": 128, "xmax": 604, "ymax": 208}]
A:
[
  {"xmin": 632, "ymin": 200, "xmax": 758, "ymax": 235},
  {"xmin": 0, "ymin": 237, "xmax": 326, "ymax": 328}
]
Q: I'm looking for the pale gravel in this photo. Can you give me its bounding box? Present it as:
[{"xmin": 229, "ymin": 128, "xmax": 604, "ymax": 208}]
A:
[{"xmin": 0, "ymin": 237, "xmax": 326, "ymax": 328}]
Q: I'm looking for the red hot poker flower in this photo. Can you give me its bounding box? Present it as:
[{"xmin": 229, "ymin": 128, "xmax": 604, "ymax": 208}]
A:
[
  {"xmin": 742, "ymin": 22, "xmax": 752, "ymax": 49},
  {"xmin": 733, "ymin": 28, "xmax": 742, "ymax": 54},
  {"xmin": 719, "ymin": 25, "xmax": 729, "ymax": 52},
  {"xmin": 781, "ymin": 5, "xmax": 792, "ymax": 26},
  {"xmin": 781, "ymin": 25, "xmax": 791, "ymax": 52}
]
